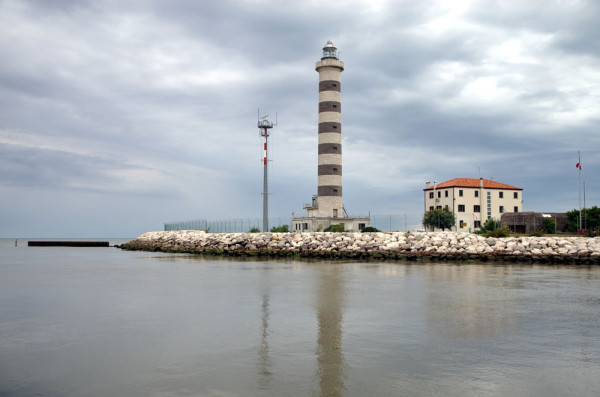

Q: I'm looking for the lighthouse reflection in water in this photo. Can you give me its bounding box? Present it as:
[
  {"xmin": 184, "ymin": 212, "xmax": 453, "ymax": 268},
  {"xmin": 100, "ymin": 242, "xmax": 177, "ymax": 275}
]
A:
[{"xmin": 1, "ymin": 246, "xmax": 599, "ymax": 396}]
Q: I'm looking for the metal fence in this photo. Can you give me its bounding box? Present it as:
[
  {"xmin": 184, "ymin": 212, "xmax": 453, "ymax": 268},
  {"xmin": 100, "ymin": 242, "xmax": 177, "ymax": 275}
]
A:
[
  {"xmin": 164, "ymin": 214, "xmax": 424, "ymax": 233},
  {"xmin": 370, "ymin": 214, "xmax": 424, "ymax": 232}
]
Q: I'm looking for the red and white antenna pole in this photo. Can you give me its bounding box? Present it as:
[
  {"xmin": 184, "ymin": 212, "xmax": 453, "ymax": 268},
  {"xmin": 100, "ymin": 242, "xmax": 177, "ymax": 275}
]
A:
[
  {"xmin": 258, "ymin": 114, "xmax": 274, "ymax": 232},
  {"xmin": 263, "ymin": 139, "xmax": 267, "ymax": 166}
]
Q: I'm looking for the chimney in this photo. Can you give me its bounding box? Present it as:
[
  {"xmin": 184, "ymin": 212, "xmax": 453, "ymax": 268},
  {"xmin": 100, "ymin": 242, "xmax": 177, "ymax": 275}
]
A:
[{"xmin": 426, "ymin": 182, "xmax": 431, "ymax": 189}]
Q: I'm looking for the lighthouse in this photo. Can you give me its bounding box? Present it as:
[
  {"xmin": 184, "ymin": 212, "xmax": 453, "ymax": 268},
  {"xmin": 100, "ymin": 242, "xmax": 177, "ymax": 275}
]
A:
[
  {"xmin": 292, "ymin": 41, "xmax": 370, "ymax": 232},
  {"xmin": 315, "ymin": 40, "xmax": 344, "ymax": 218}
]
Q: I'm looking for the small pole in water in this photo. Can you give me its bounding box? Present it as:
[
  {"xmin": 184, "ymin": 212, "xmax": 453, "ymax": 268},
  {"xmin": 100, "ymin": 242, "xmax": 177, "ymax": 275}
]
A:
[{"xmin": 15, "ymin": 239, "xmax": 17, "ymax": 247}]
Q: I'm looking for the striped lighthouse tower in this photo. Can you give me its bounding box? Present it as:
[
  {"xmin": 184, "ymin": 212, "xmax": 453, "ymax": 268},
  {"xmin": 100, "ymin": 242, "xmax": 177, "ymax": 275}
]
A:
[{"xmin": 315, "ymin": 41, "xmax": 344, "ymax": 218}]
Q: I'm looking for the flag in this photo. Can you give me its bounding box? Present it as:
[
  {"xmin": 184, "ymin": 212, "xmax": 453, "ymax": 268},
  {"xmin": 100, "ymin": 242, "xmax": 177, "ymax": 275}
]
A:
[{"xmin": 576, "ymin": 162, "xmax": 582, "ymax": 170}]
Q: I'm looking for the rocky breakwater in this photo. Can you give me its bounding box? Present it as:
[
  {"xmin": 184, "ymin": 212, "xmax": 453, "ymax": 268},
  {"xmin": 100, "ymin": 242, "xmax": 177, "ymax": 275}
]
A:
[{"xmin": 120, "ymin": 231, "xmax": 600, "ymax": 263}]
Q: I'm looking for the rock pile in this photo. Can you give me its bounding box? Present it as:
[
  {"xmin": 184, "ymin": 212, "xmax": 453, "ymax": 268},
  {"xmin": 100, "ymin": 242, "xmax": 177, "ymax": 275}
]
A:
[{"xmin": 120, "ymin": 231, "xmax": 600, "ymax": 263}]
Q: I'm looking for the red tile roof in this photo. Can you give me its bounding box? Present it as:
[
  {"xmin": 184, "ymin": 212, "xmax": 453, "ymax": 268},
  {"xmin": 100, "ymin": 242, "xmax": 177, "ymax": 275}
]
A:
[{"xmin": 424, "ymin": 178, "xmax": 522, "ymax": 191}]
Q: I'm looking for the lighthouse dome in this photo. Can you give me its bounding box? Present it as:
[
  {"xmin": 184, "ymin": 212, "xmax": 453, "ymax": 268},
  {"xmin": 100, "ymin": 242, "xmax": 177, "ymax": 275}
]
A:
[{"xmin": 322, "ymin": 41, "xmax": 338, "ymax": 59}]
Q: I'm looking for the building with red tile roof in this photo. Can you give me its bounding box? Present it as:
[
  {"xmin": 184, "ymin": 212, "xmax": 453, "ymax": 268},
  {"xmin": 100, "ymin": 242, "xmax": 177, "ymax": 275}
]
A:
[
  {"xmin": 424, "ymin": 178, "xmax": 522, "ymax": 191},
  {"xmin": 423, "ymin": 178, "xmax": 523, "ymax": 231}
]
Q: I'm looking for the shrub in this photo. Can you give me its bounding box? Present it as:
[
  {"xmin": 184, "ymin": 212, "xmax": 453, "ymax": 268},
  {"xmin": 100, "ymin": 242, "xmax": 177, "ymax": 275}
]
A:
[
  {"xmin": 586, "ymin": 227, "xmax": 600, "ymax": 237},
  {"xmin": 324, "ymin": 224, "xmax": 346, "ymax": 232},
  {"xmin": 542, "ymin": 218, "xmax": 556, "ymax": 234},
  {"xmin": 361, "ymin": 226, "xmax": 380, "ymax": 232},
  {"xmin": 482, "ymin": 218, "xmax": 501, "ymax": 232},
  {"xmin": 248, "ymin": 227, "xmax": 260, "ymax": 233},
  {"xmin": 270, "ymin": 225, "xmax": 289, "ymax": 233},
  {"xmin": 485, "ymin": 225, "xmax": 511, "ymax": 238},
  {"xmin": 481, "ymin": 218, "xmax": 511, "ymax": 237}
]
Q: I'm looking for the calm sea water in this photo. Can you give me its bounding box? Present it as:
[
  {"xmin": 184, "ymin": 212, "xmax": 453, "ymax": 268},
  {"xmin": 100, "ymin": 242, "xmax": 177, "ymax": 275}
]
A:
[{"xmin": 1, "ymin": 238, "xmax": 599, "ymax": 396}]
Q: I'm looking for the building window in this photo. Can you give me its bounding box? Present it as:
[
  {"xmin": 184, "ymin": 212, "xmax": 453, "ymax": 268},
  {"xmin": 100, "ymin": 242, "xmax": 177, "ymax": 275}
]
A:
[
  {"xmin": 444, "ymin": 205, "xmax": 449, "ymax": 210},
  {"xmin": 473, "ymin": 205, "xmax": 480, "ymax": 212},
  {"xmin": 458, "ymin": 205, "xmax": 465, "ymax": 212},
  {"xmin": 436, "ymin": 206, "xmax": 442, "ymax": 210},
  {"xmin": 437, "ymin": 191, "xmax": 441, "ymax": 198},
  {"xmin": 445, "ymin": 190, "xmax": 448, "ymax": 197},
  {"xmin": 514, "ymin": 192, "xmax": 518, "ymax": 199},
  {"xmin": 459, "ymin": 190, "xmax": 463, "ymax": 197},
  {"xmin": 429, "ymin": 192, "xmax": 434, "ymax": 199},
  {"xmin": 459, "ymin": 220, "xmax": 464, "ymax": 228},
  {"xmin": 514, "ymin": 206, "xmax": 519, "ymax": 213},
  {"xmin": 499, "ymin": 206, "xmax": 504, "ymax": 213},
  {"xmin": 358, "ymin": 223, "xmax": 365, "ymax": 230},
  {"xmin": 303, "ymin": 223, "xmax": 308, "ymax": 230},
  {"xmin": 474, "ymin": 220, "xmax": 481, "ymax": 228},
  {"xmin": 499, "ymin": 191, "xmax": 504, "ymax": 198},
  {"xmin": 475, "ymin": 190, "xmax": 479, "ymax": 198},
  {"xmin": 429, "ymin": 206, "xmax": 434, "ymax": 211}
]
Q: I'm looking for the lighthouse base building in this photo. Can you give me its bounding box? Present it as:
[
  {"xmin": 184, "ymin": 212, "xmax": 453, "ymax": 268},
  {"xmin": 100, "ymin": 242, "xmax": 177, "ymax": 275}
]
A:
[
  {"xmin": 292, "ymin": 41, "xmax": 370, "ymax": 233},
  {"xmin": 291, "ymin": 214, "xmax": 370, "ymax": 232}
]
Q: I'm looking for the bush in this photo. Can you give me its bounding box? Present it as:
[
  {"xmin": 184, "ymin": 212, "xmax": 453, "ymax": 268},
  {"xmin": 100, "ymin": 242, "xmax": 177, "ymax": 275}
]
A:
[
  {"xmin": 586, "ymin": 227, "xmax": 600, "ymax": 237},
  {"xmin": 270, "ymin": 225, "xmax": 289, "ymax": 233},
  {"xmin": 361, "ymin": 226, "xmax": 380, "ymax": 232},
  {"xmin": 324, "ymin": 224, "xmax": 346, "ymax": 232},
  {"xmin": 485, "ymin": 225, "xmax": 511, "ymax": 238},
  {"xmin": 482, "ymin": 218, "xmax": 501, "ymax": 232},
  {"xmin": 480, "ymin": 218, "xmax": 511, "ymax": 237},
  {"xmin": 542, "ymin": 218, "xmax": 556, "ymax": 234},
  {"xmin": 248, "ymin": 227, "xmax": 260, "ymax": 233}
]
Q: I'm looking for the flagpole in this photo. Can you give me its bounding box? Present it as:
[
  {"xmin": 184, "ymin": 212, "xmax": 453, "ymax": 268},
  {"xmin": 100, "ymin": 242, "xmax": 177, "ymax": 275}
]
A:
[
  {"xmin": 583, "ymin": 179, "xmax": 587, "ymax": 230},
  {"xmin": 578, "ymin": 150, "xmax": 582, "ymax": 231}
]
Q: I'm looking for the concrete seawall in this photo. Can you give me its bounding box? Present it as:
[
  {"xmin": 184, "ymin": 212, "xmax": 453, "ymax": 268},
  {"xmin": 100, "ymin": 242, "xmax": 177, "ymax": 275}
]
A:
[{"xmin": 120, "ymin": 231, "xmax": 600, "ymax": 264}]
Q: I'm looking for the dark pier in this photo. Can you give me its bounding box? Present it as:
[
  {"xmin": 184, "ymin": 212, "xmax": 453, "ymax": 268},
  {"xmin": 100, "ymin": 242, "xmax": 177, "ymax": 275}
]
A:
[{"xmin": 28, "ymin": 241, "xmax": 110, "ymax": 247}]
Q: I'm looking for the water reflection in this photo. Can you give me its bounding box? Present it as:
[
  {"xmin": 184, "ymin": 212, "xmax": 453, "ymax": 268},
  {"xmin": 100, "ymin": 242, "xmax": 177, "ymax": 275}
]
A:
[
  {"xmin": 257, "ymin": 273, "xmax": 272, "ymax": 390},
  {"xmin": 424, "ymin": 264, "xmax": 600, "ymax": 340},
  {"xmin": 3, "ymin": 249, "xmax": 600, "ymax": 396},
  {"xmin": 425, "ymin": 265, "xmax": 519, "ymax": 338},
  {"xmin": 314, "ymin": 264, "xmax": 346, "ymax": 396}
]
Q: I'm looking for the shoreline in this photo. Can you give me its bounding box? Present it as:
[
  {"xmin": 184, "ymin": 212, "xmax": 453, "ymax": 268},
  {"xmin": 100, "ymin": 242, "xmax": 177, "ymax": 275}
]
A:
[{"xmin": 120, "ymin": 230, "xmax": 600, "ymax": 264}]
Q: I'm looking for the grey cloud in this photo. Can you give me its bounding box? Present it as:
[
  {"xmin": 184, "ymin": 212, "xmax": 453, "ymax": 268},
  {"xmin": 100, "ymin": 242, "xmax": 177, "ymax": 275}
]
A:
[{"xmin": 0, "ymin": 0, "xmax": 598, "ymax": 236}]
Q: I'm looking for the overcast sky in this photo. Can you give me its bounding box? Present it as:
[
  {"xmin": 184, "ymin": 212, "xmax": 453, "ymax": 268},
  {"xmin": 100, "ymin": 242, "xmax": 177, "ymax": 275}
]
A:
[{"xmin": 1, "ymin": 0, "xmax": 598, "ymax": 237}]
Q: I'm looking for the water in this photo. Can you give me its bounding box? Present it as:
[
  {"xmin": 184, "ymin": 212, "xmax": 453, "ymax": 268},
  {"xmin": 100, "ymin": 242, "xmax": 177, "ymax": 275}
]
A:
[{"xmin": 1, "ymin": 239, "xmax": 599, "ymax": 396}]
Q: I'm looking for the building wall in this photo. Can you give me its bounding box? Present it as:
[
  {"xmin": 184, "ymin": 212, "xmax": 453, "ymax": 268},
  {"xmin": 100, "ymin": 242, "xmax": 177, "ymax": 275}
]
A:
[
  {"xmin": 292, "ymin": 217, "xmax": 370, "ymax": 232},
  {"xmin": 501, "ymin": 212, "xmax": 567, "ymax": 233},
  {"xmin": 424, "ymin": 184, "xmax": 523, "ymax": 231}
]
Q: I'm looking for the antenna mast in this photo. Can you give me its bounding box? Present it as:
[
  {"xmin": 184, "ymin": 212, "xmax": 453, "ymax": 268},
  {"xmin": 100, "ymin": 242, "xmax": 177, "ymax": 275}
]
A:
[{"xmin": 258, "ymin": 112, "xmax": 275, "ymax": 232}]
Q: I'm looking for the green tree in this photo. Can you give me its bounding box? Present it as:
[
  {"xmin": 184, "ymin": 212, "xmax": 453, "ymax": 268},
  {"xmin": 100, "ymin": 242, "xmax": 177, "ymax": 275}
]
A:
[
  {"xmin": 248, "ymin": 227, "xmax": 260, "ymax": 233},
  {"xmin": 422, "ymin": 209, "xmax": 456, "ymax": 231},
  {"xmin": 270, "ymin": 225, "xmax": 289, "ymax": 233},
  {"xmin": 566, "ymin": 206, "xmax": 600, "ymax": 232}
]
